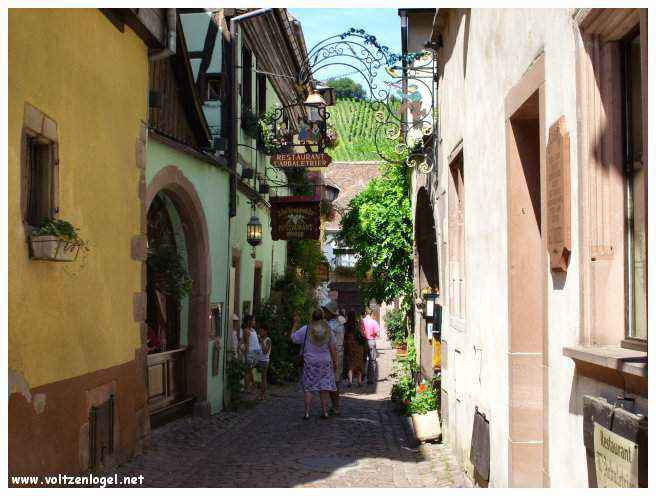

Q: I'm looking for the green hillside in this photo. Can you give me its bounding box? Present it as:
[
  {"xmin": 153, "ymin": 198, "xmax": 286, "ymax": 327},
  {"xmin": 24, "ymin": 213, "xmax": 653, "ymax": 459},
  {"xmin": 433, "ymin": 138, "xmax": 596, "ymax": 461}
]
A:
[{"xmin": 327, "ymin": 98, "xmax": 401, "ymax": 162}]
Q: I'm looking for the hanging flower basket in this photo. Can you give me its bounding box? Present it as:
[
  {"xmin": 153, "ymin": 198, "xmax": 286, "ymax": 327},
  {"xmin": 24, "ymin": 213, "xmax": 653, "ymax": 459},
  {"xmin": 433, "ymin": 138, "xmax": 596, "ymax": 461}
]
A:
[{"xmin": 30, "ymin": 235, "xmax": 80, "ymax": 262}]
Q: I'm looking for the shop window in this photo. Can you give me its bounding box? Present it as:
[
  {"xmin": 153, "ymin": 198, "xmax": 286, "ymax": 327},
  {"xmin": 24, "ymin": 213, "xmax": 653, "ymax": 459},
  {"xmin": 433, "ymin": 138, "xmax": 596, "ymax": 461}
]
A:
[{"xmin": 622, "ymin": 30, "xmax": 647, "ymax": 344}]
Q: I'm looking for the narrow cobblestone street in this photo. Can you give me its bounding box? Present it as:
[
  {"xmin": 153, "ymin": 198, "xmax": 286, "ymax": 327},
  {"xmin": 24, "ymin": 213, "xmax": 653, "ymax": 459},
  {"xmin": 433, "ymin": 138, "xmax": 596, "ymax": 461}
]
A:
[{"xmin": 112, "ymin": 338, "xmax": 467, "ymax": 487}]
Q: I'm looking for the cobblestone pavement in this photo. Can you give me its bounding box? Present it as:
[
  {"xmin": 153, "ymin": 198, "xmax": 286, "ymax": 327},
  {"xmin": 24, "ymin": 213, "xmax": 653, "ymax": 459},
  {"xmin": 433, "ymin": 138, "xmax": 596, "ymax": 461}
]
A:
[{"xmin": 112, "ymin": 338, "xmax": 468, "ymax": 488}]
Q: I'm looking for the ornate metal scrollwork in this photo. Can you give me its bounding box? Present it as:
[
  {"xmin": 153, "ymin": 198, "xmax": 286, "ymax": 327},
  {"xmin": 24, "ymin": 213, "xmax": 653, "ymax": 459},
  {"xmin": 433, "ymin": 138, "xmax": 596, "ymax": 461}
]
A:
[{"xmin": 260, "ymin": 26, "xmax": 437, "ymax": 191}]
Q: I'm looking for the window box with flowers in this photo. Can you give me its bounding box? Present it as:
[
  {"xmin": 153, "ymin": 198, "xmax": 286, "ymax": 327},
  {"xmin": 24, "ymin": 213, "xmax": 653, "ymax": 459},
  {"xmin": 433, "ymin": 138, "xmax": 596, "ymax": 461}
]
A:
[{"xmin": 29, "ymin": 219, "xmax": 88, "ymax": 262}]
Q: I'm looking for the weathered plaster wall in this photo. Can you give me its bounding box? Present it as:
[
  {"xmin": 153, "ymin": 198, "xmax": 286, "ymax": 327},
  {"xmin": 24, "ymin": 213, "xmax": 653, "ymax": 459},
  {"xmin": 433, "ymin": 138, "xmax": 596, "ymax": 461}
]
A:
[
  {"xmin": 434, "ymin": 8, "xmax": 590, "ymax": 488},
  {"xmin": 8, "ymin": 8, "xmax": 150, "ymax": 474},
  {"xmin": 8, "ymin": 8, "xmax": 147, "ymax": 389},
  {"xmin": 146, "ymin": 139, "xmax": 231, "ymax": 413}
]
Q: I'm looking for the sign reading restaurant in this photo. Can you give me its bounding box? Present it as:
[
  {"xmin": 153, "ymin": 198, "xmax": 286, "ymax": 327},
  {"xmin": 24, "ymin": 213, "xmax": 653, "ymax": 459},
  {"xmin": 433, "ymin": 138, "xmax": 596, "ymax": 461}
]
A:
[
  {"xmin": 593, "ymin": 422, "xmax": 639, "ymax": 488},
  {"xmin": 271, "ymin": 152, "xmax": 332, "ymax": 169},
  {"xmin": 270, "ymin": 197, "xmax": 321, "ymax": 240}
]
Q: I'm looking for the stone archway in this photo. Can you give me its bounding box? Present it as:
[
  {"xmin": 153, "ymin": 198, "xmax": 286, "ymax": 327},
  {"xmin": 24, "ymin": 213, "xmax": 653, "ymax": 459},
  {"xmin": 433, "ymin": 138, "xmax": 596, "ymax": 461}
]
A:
[
  {"xmin": 415, "ymin": 187, "xmax": 439, "ymax": 290},
  {"xmin": 145, "ymin": 165, "xmax": 211, "ymax": 417}
]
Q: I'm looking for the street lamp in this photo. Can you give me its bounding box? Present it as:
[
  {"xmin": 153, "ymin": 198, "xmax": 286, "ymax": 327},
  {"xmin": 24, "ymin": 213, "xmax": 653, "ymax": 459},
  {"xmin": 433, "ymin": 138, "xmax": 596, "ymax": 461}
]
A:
[
  {"xmin": 305, "ymin": 90, "xmax": 327, "ymax": 124},
  {"xmin": 247, "ymin": 214, "xmax": 263, "ymax": 247},
  {"xmin": 304, "ymin": 90, "xmax": 327, "ymax": 108}
]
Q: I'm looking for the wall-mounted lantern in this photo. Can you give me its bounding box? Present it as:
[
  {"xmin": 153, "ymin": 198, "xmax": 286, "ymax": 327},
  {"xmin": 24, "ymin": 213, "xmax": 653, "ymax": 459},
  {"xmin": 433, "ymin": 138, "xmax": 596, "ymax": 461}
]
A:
[{"xmin": 247, "ymin": 214, "xmax": 263, "ymax": 247}]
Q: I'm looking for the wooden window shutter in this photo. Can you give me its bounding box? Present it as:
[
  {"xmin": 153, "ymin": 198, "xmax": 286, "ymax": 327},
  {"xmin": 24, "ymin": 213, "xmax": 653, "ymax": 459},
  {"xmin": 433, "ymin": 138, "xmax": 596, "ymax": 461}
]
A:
[
  {"xmin": 257, "ymin": 74, "xmax": 267, "ymax": 117},
  {"xmin": 578, "ymin": 33, "xmax": 626, "ymax": 344},
  {"xmin": 51, "ymin": 142, "xmax": 60, "ymax": 216}
]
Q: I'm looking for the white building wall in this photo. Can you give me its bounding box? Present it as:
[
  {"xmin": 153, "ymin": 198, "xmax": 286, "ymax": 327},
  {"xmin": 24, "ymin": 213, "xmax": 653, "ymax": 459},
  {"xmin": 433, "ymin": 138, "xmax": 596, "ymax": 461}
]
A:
[{"xmin": 432, "ymin": 8, "xmax": 608, "ymax": 487}]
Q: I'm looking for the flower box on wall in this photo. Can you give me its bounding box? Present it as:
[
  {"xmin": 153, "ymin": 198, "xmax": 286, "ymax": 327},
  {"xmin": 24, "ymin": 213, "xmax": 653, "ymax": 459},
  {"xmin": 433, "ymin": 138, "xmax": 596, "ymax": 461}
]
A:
[
  {"xmin": 411, "ymin": 409, "xmax": 442, "ymax": 442},
  {"xmin": 29, "ymin": 235, "xmax": 80, "ymax": 262}
]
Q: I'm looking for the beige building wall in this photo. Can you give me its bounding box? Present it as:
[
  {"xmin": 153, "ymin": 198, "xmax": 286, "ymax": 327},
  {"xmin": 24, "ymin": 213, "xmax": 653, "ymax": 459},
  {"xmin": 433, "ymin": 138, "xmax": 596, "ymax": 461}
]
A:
[{"xmin": 420, "ymin": 8, "xmax": 647, "ymax": 488}]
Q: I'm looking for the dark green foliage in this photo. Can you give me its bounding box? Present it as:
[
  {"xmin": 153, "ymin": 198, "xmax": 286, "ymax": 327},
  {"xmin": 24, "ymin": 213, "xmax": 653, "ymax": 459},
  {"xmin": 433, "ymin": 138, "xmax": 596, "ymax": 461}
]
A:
[
  {"xmin": 32, "ymin": 218, "xmax": 87, "ymax": 247},
  {"xmin": 284, "ymin": 168, "xmax": 314, "ymax": 196},
  {"xmin": 254, "ymin": 271, "xmax": 318, "ymax": 383},
  {"xmin": 146, "ymin": 238, "xmax": 193, "ymax": 301},
  {"xmin": 337, "ymin": 162, "xmax": 413, "ymax": 310},
  {"xmin": 390, "ymin": 334, "xmax": 420, "ymax": 415},
  {"xmin": 385, "ymin": 308, "xmax": 407, "ymax": 347},
  {"xmin": 327, "ymin": 77, "xmax": 366, "ymax": 100},
  {"xmin": 257, "ymin": 109, "xmax": 281, "ymax": 156},
  {"xmin": 287, "ymin": 240, "xmax": 328, "ymax": 287},
  {"xmin": 225, "ymin": 355, "xmax": 246, "ymax": 402}
]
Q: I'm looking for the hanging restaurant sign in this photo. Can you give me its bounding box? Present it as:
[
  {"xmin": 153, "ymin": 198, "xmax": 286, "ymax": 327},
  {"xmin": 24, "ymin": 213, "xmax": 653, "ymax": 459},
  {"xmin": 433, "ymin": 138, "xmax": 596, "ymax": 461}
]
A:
[
  {"xmin": 270, "ymin": 197, "xmax": 321, "ymax": 240},
  {"xmin": 271, "ymin": 152, "xmax": 332, "ymax": 169}
]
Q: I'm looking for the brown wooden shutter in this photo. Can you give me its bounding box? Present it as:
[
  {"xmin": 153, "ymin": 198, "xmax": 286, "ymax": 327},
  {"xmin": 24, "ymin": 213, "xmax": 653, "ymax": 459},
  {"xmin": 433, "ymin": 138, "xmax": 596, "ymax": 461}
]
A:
[{"xmin": 51, "ymin": 141, "xmax": 60, "ymax": 217}]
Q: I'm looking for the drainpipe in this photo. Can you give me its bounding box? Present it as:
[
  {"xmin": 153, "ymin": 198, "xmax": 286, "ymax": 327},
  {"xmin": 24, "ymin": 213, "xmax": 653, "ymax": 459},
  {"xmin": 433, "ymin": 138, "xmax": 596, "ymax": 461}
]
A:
[{"xmin": 149, "ymin": 9, "xmax": 177, "ymax": 61}]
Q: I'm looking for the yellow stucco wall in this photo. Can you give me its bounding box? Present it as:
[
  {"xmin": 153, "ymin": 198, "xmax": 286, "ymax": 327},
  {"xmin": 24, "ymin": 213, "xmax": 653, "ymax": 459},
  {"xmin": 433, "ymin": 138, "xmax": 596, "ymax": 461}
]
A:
[{"xmin": 8, "ymin": 9, "xmax": 148, "ymax": 388}]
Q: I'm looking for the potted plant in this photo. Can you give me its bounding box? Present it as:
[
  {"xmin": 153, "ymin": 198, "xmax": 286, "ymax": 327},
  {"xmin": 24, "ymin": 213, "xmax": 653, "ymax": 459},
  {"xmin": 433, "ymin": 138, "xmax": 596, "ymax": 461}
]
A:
[
  {"xmin": 29, "ymin": 218, "xmax": 88, "ymax": 262},
  {"xmin": 409, "ymin": 380, "xmax": 441, "ymax": 442},
  {"xmin": 146, "ymin": 240, "xmax": 193, "ymax": 301}
]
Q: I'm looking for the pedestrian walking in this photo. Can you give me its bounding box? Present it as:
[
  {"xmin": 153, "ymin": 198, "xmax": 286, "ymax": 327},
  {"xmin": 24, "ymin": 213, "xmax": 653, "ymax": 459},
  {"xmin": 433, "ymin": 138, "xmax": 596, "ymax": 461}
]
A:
[
  {"xmin": 323, "ymin": 301, "xmax": 344, "ymax": 415},
  {"xmin": 362, "ymin": 308, "xmax": 380, "ymax": 384},
  {"xmin": 242, "ymin": 315, "xmax": 261, "ymax": 392},
  {"xmin": 290, "ymin": 311, "xmax": 337, "ymax": 419},
  {"xmin": 256, "ymin": 324, "xmax": 272, "ymax": 400},
  {"xmin": 343, "ymin": 310, "xmax": 365, "ymax": 387}
]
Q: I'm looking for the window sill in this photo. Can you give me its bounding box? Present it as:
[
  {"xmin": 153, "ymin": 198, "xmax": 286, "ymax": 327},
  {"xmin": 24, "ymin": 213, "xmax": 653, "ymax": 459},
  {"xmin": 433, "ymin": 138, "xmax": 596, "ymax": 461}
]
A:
[{"xmin": 563, "ymin": 344, "xmax": 647, "ymax": 378}]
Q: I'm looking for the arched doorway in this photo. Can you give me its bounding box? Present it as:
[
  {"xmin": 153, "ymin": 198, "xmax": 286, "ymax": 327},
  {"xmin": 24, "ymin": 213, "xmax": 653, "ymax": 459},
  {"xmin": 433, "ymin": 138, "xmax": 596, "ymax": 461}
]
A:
[
  {"xmin": 415, "ymin": 186, "xmax": 440, "ymax": 378},
  {"xmin": 416, "ymin": 187, "xmax": 439, "ymax": 290},
  {"xmin": 145, "ymin": 166, "xmax": 211, "ymax": 419}
]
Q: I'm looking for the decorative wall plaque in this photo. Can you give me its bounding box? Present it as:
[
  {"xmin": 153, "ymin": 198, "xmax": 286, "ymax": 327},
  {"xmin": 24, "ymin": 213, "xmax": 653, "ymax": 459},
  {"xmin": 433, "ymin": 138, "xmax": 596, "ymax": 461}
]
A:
[
  {"xmin": 271, "ymin": 152, "xmax": 332, "ymax": 169},
  {"xmin": 546, "ymin": 116, "xmax": 571, "ymax": 271},
  {"xmin": 270, "ymin": 197, "xmax": 321, "ymax": 240}
]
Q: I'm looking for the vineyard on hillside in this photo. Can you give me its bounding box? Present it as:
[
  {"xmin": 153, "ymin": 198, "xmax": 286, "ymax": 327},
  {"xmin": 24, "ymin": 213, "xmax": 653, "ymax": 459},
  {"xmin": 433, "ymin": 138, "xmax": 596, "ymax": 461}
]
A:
[{"xmin": 327, "ymin": 98, "xmax": 401, "ymax": 162}]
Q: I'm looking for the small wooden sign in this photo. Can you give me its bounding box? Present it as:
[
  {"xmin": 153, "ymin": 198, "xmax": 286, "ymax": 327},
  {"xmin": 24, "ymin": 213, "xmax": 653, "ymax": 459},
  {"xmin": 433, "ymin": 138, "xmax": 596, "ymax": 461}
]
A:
[
  {"xmin": 271, "ymin": 152, "xmax": 332, "ymax": 169},
  {"xmin": 270, "ymin": 197, "xmax": 321, "ymax": 240},
  {"xmin": 594, "ymin": 422, "xmax": 639, "ymax": 487},
  {"xmin": 546, "ymin": 116, "xmax": 571, "ymax": 272}
]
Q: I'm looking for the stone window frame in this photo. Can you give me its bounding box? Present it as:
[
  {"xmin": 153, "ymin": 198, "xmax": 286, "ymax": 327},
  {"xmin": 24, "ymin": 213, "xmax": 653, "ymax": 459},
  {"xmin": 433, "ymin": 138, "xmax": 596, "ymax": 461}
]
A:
[
  {"xmin": 20, "ymin": 102, "xmax": 60, "ymax": 234},
  {"xmin": 574, "ymin": 8, "xmax": 648, "ymax": 352},
  {"xmin": 565, "ymin": 8, "xmax": 647, "ymax": 394},
  {"xmin": 447, "ymin": 140, "xmax": 465, "ymax": 324}
]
